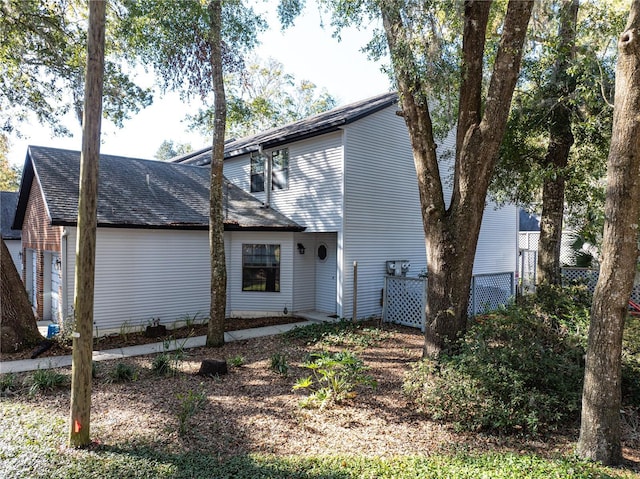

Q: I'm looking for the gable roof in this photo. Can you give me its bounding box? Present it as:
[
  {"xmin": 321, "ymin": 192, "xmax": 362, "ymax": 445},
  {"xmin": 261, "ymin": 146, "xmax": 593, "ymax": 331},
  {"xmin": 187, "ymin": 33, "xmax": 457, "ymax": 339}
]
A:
[
  {"xmin": 1, "ymin": 191, "xmax": 21, "ymax": 240},
  {"xmin": 173, "ymin": 91, "xmax": 399, "ymax": 166},
  {"xmin": 13, "ymin": 146, "xmax": 304, "ymax": 232}
]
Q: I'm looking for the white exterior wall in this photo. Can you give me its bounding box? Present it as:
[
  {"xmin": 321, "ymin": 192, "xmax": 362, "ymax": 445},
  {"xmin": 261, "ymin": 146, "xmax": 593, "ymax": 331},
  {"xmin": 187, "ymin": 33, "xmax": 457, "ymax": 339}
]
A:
[
  {"xmin": 341, "ymin": 106, "xmax": 517, "ymax": 319},
  {"xmin": 225, "ymin": 230, "xmax": 295, "ymax": 318},
  {"xmin": 292, "ymin": 231, "xmax": 315, "ymax": 312},
  {"xmin": 5, "ymin": 239, "xmax": 21, "ymax": 277},
  {"xmin": 224, "ymin": 132, "xmax": 344, "ymax": 233},
  {"xmin": 64, "ymin": 228, "xmax": 211, "ymax": 333},
  {"xmin": 63, "ymin": 227, "xmax": 295, "ymax": 334},
  {"xmin": 341, "ymin": 107, "xmax": 427, "ymax": 319}
]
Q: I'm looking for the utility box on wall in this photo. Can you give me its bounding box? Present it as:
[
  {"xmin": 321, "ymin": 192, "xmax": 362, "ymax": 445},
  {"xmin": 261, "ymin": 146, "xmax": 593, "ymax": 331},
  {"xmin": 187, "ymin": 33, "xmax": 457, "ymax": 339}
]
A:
[{"xmin": 386, "ymin": 260, "xmax": 410, "ymax": 276}]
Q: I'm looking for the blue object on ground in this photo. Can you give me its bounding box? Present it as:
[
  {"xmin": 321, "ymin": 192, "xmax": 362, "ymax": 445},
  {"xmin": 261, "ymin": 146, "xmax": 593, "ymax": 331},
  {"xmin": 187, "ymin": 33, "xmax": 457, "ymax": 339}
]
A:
[{"xmin": 47, "ymin": 324, "xmax": 60, "ymax": 339}]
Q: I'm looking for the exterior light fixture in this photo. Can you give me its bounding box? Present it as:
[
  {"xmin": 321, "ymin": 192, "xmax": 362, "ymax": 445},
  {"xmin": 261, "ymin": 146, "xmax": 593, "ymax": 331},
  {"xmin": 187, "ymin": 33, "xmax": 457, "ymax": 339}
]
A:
[{"xmin": 297, "ymin": 243, "xmax": 305, "ymax": 254}]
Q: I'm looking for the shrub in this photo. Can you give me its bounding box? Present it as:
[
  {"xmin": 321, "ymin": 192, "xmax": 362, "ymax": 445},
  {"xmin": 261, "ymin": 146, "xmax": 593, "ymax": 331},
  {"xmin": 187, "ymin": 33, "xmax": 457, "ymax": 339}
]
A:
[
  {"xmin": 152, "ymin": 353, "xmax": 173, "ymax": 376},
  {"xmin": 106, "ymin": 362, "xmax": 137, "ymax": 383},
  {"xmin": 293, "ymin": 350, "xmax": 377, "ymax": 408},
  {"xmin": 0, "ymin": 373, "xmax": 17, "ymax": 396},
  {"xmin": 403, "ymin": 291, "xmax": 589, "ymax": 433},
  {"xmin": 24, "ymin": 369, "xmax": 68, "ymax": 396}
]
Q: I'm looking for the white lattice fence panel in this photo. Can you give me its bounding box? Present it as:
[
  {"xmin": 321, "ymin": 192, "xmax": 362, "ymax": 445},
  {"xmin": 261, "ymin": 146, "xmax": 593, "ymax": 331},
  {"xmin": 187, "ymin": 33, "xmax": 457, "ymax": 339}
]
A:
[
  {"xmin": 469, "ymin": 273, "xmax": 514, "ymax": 316},
  {"xmin": 563, "ymin": 267, "xmax": 640, "ymax": 303},
  {"xmin": 561, "ymin": 268, "xmax": 599, "ymax": 294},
  {"xmin": 383, "ymin": 276, "xmax": 426, "ymax": 331}
]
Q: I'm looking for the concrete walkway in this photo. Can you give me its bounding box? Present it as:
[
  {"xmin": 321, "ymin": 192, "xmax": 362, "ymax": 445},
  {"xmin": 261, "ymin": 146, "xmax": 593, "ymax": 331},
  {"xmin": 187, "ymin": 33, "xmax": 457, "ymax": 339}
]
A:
[{"xmin": 0, "ymin": 320, "xmax": 314, "ymax": 374}]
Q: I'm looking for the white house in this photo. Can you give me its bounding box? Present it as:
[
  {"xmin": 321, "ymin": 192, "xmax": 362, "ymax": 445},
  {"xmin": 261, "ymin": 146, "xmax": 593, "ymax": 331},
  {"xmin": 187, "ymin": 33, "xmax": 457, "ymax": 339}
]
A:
[
  {"xmin": 175, "ymin": 92, "xmax": 518, "ymax": 320},
  {"xmin": 13, "ymin": 92, "xmax": 518, "ymax": 335},
  {"xmin": 13, "ymin": 147, "xmax": 303, "ymax": 334}
]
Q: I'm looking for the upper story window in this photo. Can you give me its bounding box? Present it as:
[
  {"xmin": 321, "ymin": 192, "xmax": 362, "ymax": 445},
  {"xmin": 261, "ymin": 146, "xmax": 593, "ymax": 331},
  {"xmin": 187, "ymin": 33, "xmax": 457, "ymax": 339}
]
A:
[
  {"xmin": 271, "ymin": 149, "xmax": 289, "ymax": 190},
  {"xmin": 250, "ymin": 148, "xmax": 289, "ymax": 193},
  {"xmin": 250, "ymin": 153, "xmax": 265, "ymax": 193},
  {"xmin": 242, "ymin": 244, "xmax": 280, "ymax": 292}
]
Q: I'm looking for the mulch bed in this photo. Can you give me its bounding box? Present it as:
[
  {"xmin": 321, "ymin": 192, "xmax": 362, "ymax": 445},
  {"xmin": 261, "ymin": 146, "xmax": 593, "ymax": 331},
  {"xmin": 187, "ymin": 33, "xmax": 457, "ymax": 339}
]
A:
[{"xmin": 0, "ymin": 316, "xmax": 304, "ymax": 362}]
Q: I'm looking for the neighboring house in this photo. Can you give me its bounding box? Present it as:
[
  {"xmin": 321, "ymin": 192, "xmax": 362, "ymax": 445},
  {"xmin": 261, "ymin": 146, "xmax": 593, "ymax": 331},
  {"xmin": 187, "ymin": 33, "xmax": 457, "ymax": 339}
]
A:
[
  {"xmin": 13, "ymin": 147, "xmax": 303, "ymax": 333},
  {"xmin": 175, "ymin": 91, "xmax": 518, "ymax": 320},
  {"xmin": 1, "ymin": 191, "xmax": 22, "ymax": 275}
]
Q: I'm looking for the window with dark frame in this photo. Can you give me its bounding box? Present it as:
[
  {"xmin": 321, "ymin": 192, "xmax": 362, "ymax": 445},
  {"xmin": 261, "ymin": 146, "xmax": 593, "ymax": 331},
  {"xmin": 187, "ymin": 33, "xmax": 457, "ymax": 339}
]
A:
[
  {"xmin": 250, "ymin": 149, "xmax": 289, "ymax": 193},
  {"xmin": 250, "ymin": 153, "xmax": 265, "ymax": 193},
  {"xmin": 242, "ymin": 244, "xmax": 281, "ymax": 292}
]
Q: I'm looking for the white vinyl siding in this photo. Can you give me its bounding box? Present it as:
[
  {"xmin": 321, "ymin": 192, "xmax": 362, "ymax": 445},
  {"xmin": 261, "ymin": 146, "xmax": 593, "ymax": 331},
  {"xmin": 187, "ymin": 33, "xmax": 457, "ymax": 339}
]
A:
[
  {"xmin": 224, "ymin": 133, "xmax": 344, "ymax": 233},
  {"xmin": 292, "ymin": 232, "xmax": 315, "ymax": 312},
  {"xmin": 340, "ymin": 107, "xmax": 427, "ymax": 319},
  {"xmin": 5, "ymin": 239, "xmax": 22, "ymax": 276},
  {"xmin": 65, "ymin": 228, "xmax": 211, "ymax": 333},
  {"xmin": 226, "ymin": 231, "xmax": 294, "ymax": 317},
  {"xmin": 341, "ymin": 106, "xmax": 517, "ymax": 319}
]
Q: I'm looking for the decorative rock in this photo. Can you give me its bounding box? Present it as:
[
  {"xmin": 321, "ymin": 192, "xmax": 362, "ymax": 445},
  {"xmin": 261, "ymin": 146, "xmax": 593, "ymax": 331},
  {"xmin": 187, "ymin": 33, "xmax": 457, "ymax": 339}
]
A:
[
  {"xmin": 198, "ymin": 359, "xmax": 228, "ymax": 376},
  {"xmin": 145, "ymin": 324, "xmax": 167, "ymax": 338}
]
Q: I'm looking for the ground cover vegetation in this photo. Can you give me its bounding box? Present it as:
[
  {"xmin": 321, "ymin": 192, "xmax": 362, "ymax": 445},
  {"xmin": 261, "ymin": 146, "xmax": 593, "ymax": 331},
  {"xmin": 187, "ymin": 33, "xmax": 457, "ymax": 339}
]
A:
[{"xmin": 1, "ymin": 288, "xmax": 639, "ymax": 477}]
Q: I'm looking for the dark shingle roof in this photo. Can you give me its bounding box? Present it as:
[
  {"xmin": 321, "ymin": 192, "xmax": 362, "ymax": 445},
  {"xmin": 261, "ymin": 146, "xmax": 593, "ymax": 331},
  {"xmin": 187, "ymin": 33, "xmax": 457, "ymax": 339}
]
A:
[
  {"xmin": 13, "ymin": 146, "xmax": 304, "ymax": 232},
  {"xmin": 1, "ymin": 191, "xmax": 21, "ymax": 239},
  {"xmin": 174, "ymin": 91, "xmax": 398, "ymax": 166}
]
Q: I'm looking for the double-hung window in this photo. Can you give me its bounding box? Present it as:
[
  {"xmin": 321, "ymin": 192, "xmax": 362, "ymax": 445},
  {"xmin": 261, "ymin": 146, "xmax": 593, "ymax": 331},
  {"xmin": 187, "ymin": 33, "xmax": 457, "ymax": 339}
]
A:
[
  {"xmin": 242, "ymin": 244, "xmax": 281, "ymax": 292},
  {"xmin": 250, "ymin": 149, "xmax": 289, "ymax": 192}
]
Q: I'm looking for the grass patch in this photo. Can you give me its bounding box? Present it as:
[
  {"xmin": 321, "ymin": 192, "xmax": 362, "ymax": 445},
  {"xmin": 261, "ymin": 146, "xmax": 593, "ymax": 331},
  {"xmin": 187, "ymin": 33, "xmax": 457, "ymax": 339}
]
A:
[{"xmin": 0, "ymin": 402, "xmax": 635, "ymax": 478}]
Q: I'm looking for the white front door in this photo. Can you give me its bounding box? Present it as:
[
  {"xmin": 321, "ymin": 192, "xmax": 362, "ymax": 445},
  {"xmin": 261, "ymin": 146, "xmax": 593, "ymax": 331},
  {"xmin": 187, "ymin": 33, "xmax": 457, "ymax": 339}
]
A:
[{"xmin": 315, "ymin": 234, "xmax": 337, "ymax": 314}]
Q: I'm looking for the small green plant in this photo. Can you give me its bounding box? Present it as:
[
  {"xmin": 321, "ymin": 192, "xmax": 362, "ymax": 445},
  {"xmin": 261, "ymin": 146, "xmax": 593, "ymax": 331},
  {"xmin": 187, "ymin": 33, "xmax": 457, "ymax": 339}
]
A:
[
  {"xmin": 152, "ymin": 353, "xmax": 173, "ymax": 376},
  {"xmin": 24, "ymin": 369, "xmax": 68, "ymax": 396},
  {"xmin": 119, "ymin": 321, "xmax": 134, "ymax": 341},
  {"xmin": 293, "ymin": 350, "xmax": 377, "ymax": 408},
  {"xmin": 270, "ymin": 352, "xmax": 289, "ymax": 376},
  {"xmin": 182, "ymin": 312, "xmax": 199, "ymax": 329},
  {"xmin": 228, "ymin": 354, "xmax": 245, "ymax": 367},
  {"xmin": 0, "ymin": 373, "xmax": 17, "ymax": 396},
  {"xmin": 176, "ymin": 385, "xmax": 207, "ymax": 436},
  {"xmin": 152, "ymin": 337, "xmax": 189, "ymax": 376},
  {"xmin": 106, "ymin": 362, "xmax": 137, "ymax": 383}
]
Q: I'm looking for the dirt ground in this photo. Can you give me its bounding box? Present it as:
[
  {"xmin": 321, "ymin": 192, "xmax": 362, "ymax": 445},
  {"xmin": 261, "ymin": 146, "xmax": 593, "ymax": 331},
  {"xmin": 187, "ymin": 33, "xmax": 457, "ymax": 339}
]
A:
[{"xmin": 3, "ymin": 321, "xmax": 640, "ymax": 471}]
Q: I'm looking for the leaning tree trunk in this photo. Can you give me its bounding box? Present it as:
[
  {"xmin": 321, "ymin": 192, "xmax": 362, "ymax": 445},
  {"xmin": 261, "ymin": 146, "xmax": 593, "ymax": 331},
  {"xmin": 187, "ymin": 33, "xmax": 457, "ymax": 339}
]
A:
[
  {"xmin": 536, "ymin": 0, "xmax": 578, "ymax": 286},
  {"xmin": 206, "ymin": 0, "xmax": 227, "ymax": 347},
  {"xmin": 577, "ymin": 0, "xmax": 640, "ymax": 465},
  {"xmin": 0, "ymin": 238, "xmax": 43, "ymax": 352}
]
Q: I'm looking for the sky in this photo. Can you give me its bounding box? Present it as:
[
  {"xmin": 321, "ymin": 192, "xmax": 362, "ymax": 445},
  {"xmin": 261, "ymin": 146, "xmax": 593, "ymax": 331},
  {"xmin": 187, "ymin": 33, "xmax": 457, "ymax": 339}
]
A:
[{"xmin": 7, "ymin": 5, "xmax": 391, "ymax": 167}]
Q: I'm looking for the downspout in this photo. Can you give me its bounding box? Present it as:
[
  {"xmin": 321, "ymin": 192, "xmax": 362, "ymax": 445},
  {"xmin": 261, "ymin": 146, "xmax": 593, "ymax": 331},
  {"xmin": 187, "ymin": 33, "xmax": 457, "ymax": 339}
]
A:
[{"xmin": 61, "ymin": 228, "xmax": 68, "ymax": 324}]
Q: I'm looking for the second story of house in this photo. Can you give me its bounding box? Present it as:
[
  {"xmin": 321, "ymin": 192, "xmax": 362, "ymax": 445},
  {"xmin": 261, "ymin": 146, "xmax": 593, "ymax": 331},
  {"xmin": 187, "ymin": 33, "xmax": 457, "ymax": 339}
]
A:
[{"xmin": 173, "ymin": 92, "xmax": 416, "ymax": 234}]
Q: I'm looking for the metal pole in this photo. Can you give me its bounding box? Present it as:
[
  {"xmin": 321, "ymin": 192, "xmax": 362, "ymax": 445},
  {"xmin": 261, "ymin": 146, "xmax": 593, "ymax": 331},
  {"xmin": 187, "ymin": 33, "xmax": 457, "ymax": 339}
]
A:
[{"xmin": 353, "ymin": 261, "xmax": 357, "ymax": 321}]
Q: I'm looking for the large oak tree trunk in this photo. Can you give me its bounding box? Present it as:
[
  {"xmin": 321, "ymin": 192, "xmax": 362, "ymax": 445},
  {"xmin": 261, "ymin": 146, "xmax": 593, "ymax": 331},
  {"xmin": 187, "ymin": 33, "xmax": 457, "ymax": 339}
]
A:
[
  {"xmin": 382, "ymin": 0, "xmax": 534, "ymax": 356},
  {"xmin": 577, "ymin": 0, "xmax": 640, "ymax": 465},
  {"xmin": 207, "ymin": 0, "xmax": 226, "ymax": 347},
  {"xmin": 1, "ymin": 238, "xmax": 42, "ymax": 352},
  {"xmin": 536, "ymin": 0, "xmax": 578, "ymax": 286},
  {"xmin": 68, "ymin": 0, "xmax": 105, "ymax": 448}
]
